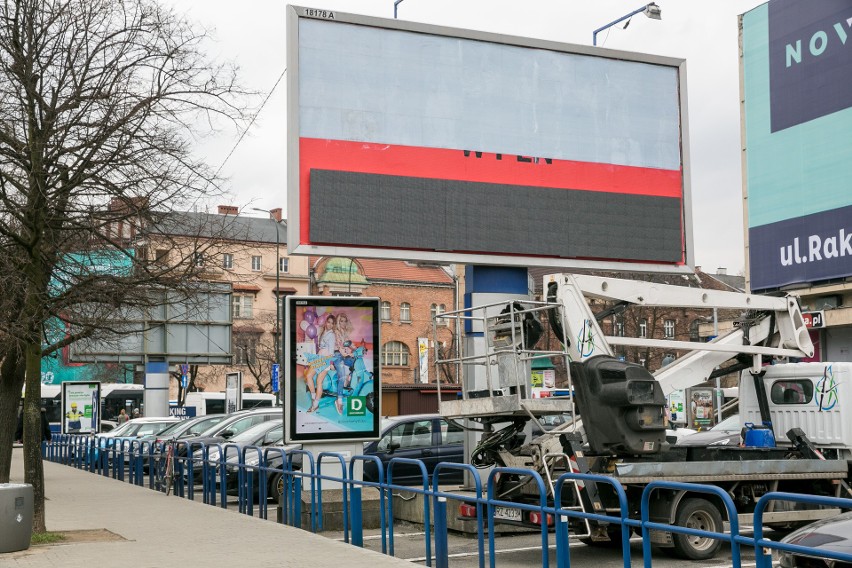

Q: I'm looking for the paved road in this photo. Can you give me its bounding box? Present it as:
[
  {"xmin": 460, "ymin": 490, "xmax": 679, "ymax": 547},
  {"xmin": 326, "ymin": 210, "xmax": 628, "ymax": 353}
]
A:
[{"xmin": 5, "ymin": 447, "xmax": 411, "ymax": 568}]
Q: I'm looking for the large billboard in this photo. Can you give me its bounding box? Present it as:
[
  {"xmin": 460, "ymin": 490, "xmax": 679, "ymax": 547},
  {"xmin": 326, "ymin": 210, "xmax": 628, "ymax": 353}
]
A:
[
  {"xmin": 287, "ymin": 7, "xmax": 693, "ymax": 273},
  {"xmin": 284, "ymin": 296, "xmax": 380, "ymax": 443},
  {"xmin": 741, "ymin": 1, "xmax": 852, "ymax": 291}
]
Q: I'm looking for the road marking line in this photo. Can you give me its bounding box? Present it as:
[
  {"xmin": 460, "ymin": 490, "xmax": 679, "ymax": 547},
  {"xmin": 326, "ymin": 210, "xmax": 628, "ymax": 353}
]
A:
[{"xmin": 403, "ymin": 542, "xmax": 587, "ymax": 562}]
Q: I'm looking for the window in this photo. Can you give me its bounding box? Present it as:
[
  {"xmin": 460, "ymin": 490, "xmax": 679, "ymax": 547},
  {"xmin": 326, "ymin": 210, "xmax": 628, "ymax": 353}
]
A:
[
  {"xmin": 400, "ymin": 302, "xmax": 411, "ymax": 322},
  {"xmin": 429, "ymin": 304, "xmax": 447, "ymax": 325},
  {"xmin": 279, "ymin": 257, "xmax": 289, "ymax": 273},
  {"xmin": 382, "ymin": 341, "xmax": 410, "ymax": 366},
  {"xmin": 234, "ymin": 334, "xmax": 258, "ymax": 365},
  {"xmin": 430, "ymin": 303, "xmax": 448, "ymax": 325},
  {"xmin": 614, "ymin": 318, "xmax": 625, "ymax": 337},
  {"xmin": 222, "ymin": 253, "xmax": 233, "ymax": 269},
  {"xmin": 381, "ymin": 301, "xmax": 391, "ymax": 321},
  {"xmin": 251, "ymin": 255, "xmax": 262, "ymax": 271},
  {"xmin": 377, "ymin": 419, "xmax": 434, "ymax": 452},
  {"xmin": 770, "ymin": 380, "xmax": 813, "ymax": 405},
  {"xmin": 232, "ymin": 295, "xmax": 253, "ymax": 319},
  {"xmin": 193, "ymin": 252, "xmax": 205, "ymax": 267},
  {"xmin": 664, "ymin": 319, "xmax": 675, "ymax": 339},
  {"xmin": 639, "ymin": 319, "xmax": 647, "ymax": 338},
  {"xmin": 440, "ymin": 419, "xmax": 465, "ymax": 445}
]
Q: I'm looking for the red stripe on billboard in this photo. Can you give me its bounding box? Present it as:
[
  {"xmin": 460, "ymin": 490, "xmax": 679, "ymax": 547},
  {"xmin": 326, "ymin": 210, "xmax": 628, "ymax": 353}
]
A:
[{"xmin": 299, "ymin": 138, "xmax": 682, "ymax": 245}]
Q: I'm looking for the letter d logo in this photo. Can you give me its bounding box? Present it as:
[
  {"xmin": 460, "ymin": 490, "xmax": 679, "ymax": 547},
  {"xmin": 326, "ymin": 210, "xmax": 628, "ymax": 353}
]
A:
[{"xmin": 348, "ymin": 396, "xmax": 367, "ymax": 416}]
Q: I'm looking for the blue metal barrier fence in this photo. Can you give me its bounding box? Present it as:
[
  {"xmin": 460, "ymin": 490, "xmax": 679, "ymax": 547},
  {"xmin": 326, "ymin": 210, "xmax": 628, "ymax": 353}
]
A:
[{"xmin": 44, "ymin": 434, "xmax": 852, "ymax": 568}]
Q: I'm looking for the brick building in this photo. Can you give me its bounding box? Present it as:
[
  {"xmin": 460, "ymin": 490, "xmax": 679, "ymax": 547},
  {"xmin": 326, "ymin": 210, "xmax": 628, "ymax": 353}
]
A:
[{"xmin": 310, "ymin": 257, "xmax": 457, "ymax": 384}]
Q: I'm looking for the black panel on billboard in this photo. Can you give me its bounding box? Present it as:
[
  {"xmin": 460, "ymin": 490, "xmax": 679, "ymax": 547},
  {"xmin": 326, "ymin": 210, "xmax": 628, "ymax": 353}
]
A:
[
  {"xmin": 769, "ymin": 0, "xmax": 852, "ymax": 132},
  {"xmin": 309, "ymin": 169, "xmax": 683, "ymax": 263}
]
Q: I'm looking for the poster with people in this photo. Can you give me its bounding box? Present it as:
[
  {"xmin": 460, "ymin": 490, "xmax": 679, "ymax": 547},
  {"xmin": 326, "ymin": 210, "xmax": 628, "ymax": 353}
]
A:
[
  {"xmin": 61, "ymin": 381, "xmax": 101, "ymax": 434},
  {"xmin": 285, "ymin": 297, "xmax": 380, "ymax": 442}
]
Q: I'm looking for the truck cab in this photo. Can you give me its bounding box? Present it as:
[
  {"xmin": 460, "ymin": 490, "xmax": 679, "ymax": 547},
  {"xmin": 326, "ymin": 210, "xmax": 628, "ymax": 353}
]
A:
[{"xmin": 739, "ymin": 362, "xmax": 851, "ymax": 458}]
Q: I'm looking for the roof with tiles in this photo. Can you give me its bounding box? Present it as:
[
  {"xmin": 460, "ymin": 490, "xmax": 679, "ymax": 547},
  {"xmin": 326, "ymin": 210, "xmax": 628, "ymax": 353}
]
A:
[{"xmin": 312, "ymin": 257, "xmax": 454, "ymax": 285}]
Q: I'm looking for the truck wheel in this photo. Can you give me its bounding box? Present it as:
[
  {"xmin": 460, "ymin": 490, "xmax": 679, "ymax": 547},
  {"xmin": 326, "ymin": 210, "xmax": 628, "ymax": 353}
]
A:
[{"xmin": 670, "ymin": 498, "xmax": 722, "ymax": 560}]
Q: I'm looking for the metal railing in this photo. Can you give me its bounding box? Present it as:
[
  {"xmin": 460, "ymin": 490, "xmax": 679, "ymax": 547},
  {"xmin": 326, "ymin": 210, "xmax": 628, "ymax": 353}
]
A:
[{"xmin": 45, "ymin": 433, "xmax": 852, "ymax": 568}]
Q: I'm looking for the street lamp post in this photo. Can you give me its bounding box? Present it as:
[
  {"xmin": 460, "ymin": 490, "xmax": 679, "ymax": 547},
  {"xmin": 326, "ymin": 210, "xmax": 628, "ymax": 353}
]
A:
[
  {"xmin": 252, "ymin": 208, "xmax": 282, "ymax": 392},
  {"xmin": 393, "ymin": 0, "xmax": 404, "ymax": 19},
  {"xmin": 592, "ymin": 2, "xmax": 661, "ymax": 46}
]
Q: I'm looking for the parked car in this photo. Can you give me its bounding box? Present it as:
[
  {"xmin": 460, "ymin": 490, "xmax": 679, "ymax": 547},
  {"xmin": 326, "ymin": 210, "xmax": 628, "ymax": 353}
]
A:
[
  {"xmin": 176, "ymin": 408, "xmax": 283, "ymax": 463},
  {"xmin": 215, "ymin": 420, "xmax": 300, "ymax": 501},
  {"xmin": 93, "ymin": 417, "xmax": 180, "ymax": 464},
  {"xmin": 665, "ymin": 424, "xmax": 697, "ymax": 444},
  {"xmin": 778, "ymin": 511, "xmax": 852, "ymax": 567},
  {"xmin": 362, "ymin": 414, "xmax": 465, "ymax": 486},
  {"xmin": 139, "ymin": 414, "xmax": 231, "ymax": 445},
  {"xmin": 675, "ymin": 414, "xmax": 742, "ymax": 447},
  {"xmin": 222, "ymin": 423, "xmax": 300, "ymax": 505}
]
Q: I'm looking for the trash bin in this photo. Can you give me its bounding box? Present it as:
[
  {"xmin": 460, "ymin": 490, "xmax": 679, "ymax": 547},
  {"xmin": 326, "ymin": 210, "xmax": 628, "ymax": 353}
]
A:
[{"xmin": 0, "ymin": 483, "xmax": 33, "ymax": 553}]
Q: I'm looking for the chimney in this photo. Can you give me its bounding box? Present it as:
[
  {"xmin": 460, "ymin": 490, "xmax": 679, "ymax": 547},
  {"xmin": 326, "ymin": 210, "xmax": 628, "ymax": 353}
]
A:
[
  {"xmin": 270, "ymin": 208, "xmax": 283, "ymax": 222},
  {"xmin": 218, "ymin": 205, "xmax": 238, "ymax": 216},
  {"xmin": 716, "ymin": 267, "xmax": 727, "ymax": 276}
]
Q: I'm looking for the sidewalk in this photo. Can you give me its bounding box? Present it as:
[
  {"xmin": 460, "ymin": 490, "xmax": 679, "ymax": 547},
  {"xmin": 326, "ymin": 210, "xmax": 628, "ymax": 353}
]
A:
[{"xmin": 5, "ymin": 447, "xmax": 412, "ymax": 568}]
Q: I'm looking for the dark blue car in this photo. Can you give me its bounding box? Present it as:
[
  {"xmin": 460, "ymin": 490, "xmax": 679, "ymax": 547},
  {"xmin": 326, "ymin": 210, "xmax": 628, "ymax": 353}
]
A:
[{"xmin": 362, "ymin": 414, "xmax": 465, "ymax": 486}]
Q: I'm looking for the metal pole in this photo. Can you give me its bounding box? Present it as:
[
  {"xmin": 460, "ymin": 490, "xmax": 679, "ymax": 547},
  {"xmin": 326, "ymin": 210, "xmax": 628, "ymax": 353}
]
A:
[
  {"xmin": 275, "ymin": 220, "xmax": 281, "ymax": 379},
  {"xmin": 394, "ymin": 0, "xmax": 404, "ymax": 19}
]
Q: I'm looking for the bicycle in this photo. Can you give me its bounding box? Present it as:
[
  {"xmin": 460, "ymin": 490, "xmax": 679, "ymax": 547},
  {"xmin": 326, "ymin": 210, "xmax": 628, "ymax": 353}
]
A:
[{"xmin": 153, "ymin": 439, "xmax": 175, "ymax": 496}]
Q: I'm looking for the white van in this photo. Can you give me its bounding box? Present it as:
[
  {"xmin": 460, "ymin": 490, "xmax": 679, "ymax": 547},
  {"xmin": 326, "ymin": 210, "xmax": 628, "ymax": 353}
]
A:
[{"xmin": 181, "ymin": 392, "xmax": 278, "ymax": 416}]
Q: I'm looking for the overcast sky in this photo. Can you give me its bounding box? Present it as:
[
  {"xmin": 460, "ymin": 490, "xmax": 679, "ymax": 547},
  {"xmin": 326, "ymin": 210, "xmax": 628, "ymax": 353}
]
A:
[{"xmin": 170, "ymin": 0, "xmax": 768, "ymax": 275}]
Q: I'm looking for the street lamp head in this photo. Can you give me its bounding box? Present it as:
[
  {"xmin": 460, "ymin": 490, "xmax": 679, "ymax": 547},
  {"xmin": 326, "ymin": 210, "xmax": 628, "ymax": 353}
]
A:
[
  {"xmin": 644, "ymin": 2, "xmax": 662, "ymax": 20},
  {"xmin": 593, "ymin": 2, "xmax": 662, "ymax": 46}
]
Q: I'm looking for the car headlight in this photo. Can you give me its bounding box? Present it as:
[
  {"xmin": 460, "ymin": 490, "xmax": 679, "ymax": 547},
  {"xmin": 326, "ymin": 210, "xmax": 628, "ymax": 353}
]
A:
[{"xmin": 709, "ymin": 438, "xmax": 732, "ymax": 446}]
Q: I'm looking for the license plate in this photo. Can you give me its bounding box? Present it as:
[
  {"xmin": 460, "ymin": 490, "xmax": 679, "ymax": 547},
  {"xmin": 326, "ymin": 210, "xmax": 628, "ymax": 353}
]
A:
[
  {"xmin": 494, "ymin": 506, "xmax": 522, "ymax": 522},
  {"xmin": 649, "ymin": 529, "xmax": 672, "ymax": 545}
]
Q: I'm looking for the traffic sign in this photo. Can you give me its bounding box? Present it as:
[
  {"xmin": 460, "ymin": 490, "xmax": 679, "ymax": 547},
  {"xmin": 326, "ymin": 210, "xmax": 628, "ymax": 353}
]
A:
[{"xmin": 271, "ymin": 363, "xmax": 280, "ymax": 394}]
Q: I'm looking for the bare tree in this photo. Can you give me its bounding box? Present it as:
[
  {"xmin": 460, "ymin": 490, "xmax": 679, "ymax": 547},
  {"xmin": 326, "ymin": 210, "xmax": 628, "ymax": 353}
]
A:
[{"xmin": 0, "ymin": 0, "xmax": 252, "ymax": 532}]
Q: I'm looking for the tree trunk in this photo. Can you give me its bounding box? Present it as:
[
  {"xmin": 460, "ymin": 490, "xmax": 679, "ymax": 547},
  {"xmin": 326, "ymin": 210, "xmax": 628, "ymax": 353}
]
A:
[
  {"xmin": 0, "ymin": 350, "xmax": 25, "ymax": 483},
  {"xmin": 22, "ymin": 340, "xmax": 46, "ymax": 533}
]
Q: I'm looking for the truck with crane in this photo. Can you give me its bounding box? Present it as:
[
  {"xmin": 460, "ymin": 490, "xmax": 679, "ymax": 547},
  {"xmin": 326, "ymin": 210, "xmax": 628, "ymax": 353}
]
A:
[{"xmin": 436, "ymin": 273, "xmax": 852, "ymax": 560}]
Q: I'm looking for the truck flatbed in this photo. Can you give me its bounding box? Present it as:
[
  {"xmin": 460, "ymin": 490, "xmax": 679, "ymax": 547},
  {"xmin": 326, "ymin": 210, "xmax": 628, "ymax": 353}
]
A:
[{"xmin": 612, "ymin": 458, "xmax": 847, "ymax": 484}]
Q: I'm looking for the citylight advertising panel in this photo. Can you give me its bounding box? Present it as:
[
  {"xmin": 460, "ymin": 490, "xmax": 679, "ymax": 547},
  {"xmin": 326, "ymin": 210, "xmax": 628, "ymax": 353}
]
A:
[
  {"xmin": 741, "ymin": 1, "xmax": 852, "ymax": 291},
  {"xmin": 285, "ymin": 296, "xmax": 380, "ymax": 443},
  {"xmin": 60, "ymin": 381, "xmax": 100, "ymax": 435},
  {"xmin": 287, "ymin": 7, "xmax": 693, "ymax": 273}
]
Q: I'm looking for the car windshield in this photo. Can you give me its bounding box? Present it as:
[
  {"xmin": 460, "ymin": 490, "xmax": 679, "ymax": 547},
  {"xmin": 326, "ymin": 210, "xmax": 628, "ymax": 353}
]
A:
[
  {"xmin": 119, "ymin": 421, "xmax": 176, "ymax": 437},
  {"xmin": 104, "ymin": 420, "xmax": 136, "ymax": 437},
  {"xmin": 154, "ymin": 415, "xmax": 228, "ymax": 439},
  {"xmin": 156, "ymin": 420, "xmax": 189, "ymax": 437},
  {"xmin": 712, "ymin": 415, "xmax": 740, "ymax": 431},
  {"xmin": 229, "ymin": 420, "xmax": 283, "ymax": 444}
]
